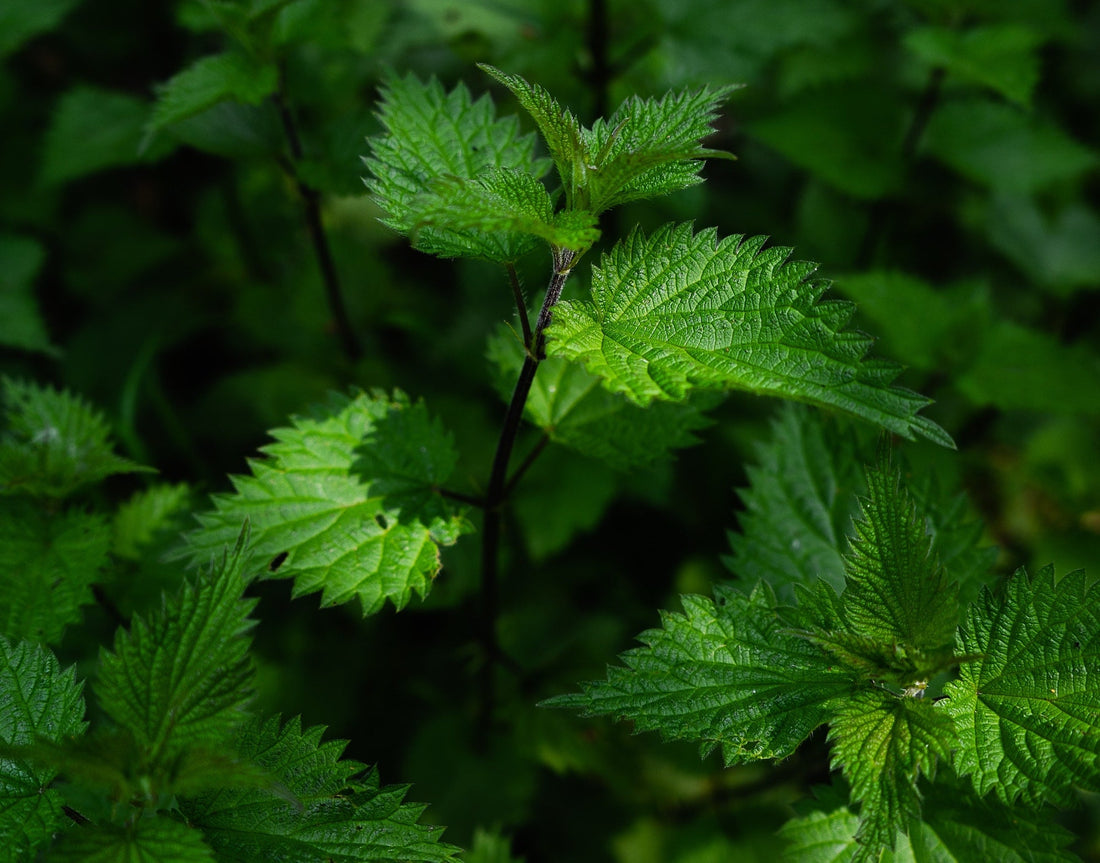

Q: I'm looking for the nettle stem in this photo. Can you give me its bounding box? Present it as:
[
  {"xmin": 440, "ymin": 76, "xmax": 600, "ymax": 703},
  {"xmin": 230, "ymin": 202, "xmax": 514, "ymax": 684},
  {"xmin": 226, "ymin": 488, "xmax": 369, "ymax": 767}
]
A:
[{"xmin": 478, "ymin": 249, "xmax": 576, "ymax": 738}]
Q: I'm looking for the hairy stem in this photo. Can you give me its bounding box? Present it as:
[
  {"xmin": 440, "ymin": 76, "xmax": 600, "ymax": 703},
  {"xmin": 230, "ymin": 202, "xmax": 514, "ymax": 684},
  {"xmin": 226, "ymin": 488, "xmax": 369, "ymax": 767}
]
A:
[
  {"xmin": 273, "ymin": 73, "xmax": 362, "ymax": 362},
  {"xmin": 478, "ymin": 250, "xmax": 576, "ymax": 740}
]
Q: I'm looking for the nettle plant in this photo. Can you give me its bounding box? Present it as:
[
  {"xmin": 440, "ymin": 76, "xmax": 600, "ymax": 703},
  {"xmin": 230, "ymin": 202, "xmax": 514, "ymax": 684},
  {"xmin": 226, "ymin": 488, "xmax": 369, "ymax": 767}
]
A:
[{"xmin": 1, "ymin": 66, "xmax": 1098, "ymax": 862}]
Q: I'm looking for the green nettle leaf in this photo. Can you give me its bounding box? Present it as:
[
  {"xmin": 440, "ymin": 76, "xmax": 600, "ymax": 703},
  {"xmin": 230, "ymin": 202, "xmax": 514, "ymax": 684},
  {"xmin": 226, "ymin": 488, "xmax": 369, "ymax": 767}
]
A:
[
  {"xmin": 182, "ymin": 715, "xmax": 461, "ymax": 862},
  {"xmin": 23, "ymin": 725, "xmax": 280, "ymax": 806},
  {"xmin": 487, "ymin": 328, "xmax": 713, "ymax": 471},
  {"xmin": 546, "ymin": 224, "xmax": 952, "ymax": 446},
  {"xmin": 0, "ymin": 234, "xmax": 57, "ymax": 356},
  {"xmin": 778, "ymin": 796, "xmax": 863, "ymax": 863},
  {"xmin": 730, "ymin": 405, "xmax": 989, "ymax": 609},
  {"xmin": 95, "ymin": 536, "xmax": 257, "ymax": 763},
  {"xmin": 904, "ymin": 474, "xmax": 996, "ymax": 606},
  {"xmin": 478, "ymin": 64, "xmax": 588, "ymax": 204},
  {"xmin": 363, "ymin": 73, "xmax": 550, "ymax": 263},
  {"xmin": 49, "ymin": 817, "xmax": 215, "ymax": 863},
  {"xmin": 725, "ymin": 403, "xmax": 863, "ymax": 596},
  {"xmin": 904, "ymin": 24, "xmax": 1042, "ymax": 107},
  {"xmin": 828, "ymin": 689, "xmax": 955, "ymax": 854},
  {"xmin": 0, "ymin": 503, "xmax": 111, "ymax": 644},
  {"xmin": 580, "ymin": 85, "xmax": 738, "ymax": 213},
  {"xmin": 406, "ymin": 167, "xmax": 600, "ymax": 254},
  {"xmin": 149, "ymin": 51, "xmax": 279, "ymax": 132},
  {"xmin": 548, "ymin": 583, "xmax": 858, "ymax": 765},
  {"xmin": 0, "ymin": 377, "xmax": 151, "ymax": 498},
  {"xmin": 481, "ymin": 64, "xmax": 736, "ymax": 213},
  {"xmin": 911, "ymin": 779, "xmax": 1081, "ymax": 863},
  {"xmin": 841, "ymin": 458, "xmax": 959, "ymax": 653},
  {"xmin": 0, "ymin": 638, "xmax": 86, "ymax": 863},
  {"xmin": 803, "ymin": 630, "xmax": 959, "ymax": 695},
  {"xmin": 186, "ymin": 389, "xmax": 471, "ymax": 615},
  {"xmin": 791, "ymin": 455, "xmax": 978, "ymax": 690},
  {"xmin": 779, "ymin": 780, "xmax": 1080, "ymax": 862},
  {"xmin": 941, "ymin": 566, "xmax": 1100, "ymax": 807}
]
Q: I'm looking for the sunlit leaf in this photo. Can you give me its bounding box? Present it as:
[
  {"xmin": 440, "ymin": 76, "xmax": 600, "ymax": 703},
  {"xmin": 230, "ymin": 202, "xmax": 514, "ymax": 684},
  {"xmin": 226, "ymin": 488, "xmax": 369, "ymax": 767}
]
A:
[
  {"xmin": 548, "ymin": 582, "xmax": 858, "ymax": 765},
  {"xmin": 186, "ymin": 390, "xmax": 472, "ymax": 615},
  {"xmin": 364, "ymin": 73, "xmax": 550, "ymax": 263},
  {"xmin": 547, "ymin": 224, "xmax": 952, "ymax": 446}
]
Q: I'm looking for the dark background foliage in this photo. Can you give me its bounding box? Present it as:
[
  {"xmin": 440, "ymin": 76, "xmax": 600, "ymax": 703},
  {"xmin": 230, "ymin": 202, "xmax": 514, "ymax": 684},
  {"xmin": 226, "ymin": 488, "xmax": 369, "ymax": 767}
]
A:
[{"xmin": 2, "ymin": 0, "xmax": 1098, "ymax": 859}]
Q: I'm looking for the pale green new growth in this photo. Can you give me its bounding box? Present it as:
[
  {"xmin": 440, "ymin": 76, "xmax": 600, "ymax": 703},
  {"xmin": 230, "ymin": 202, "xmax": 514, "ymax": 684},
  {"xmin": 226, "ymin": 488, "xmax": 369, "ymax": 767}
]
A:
[
  {"xmin": 186, "ymin": 389, "xmax": 471, "ymax": 615},
  {"xmin": 480, "ymin": 64, "xmax": 736, "ymax": 213},
  {"xmin": 547, "ymin": 583, "xmax": 857, "ymax": 765},
  {"xmin": 942, "ymin": 566, "xmax": 1100, "ymax": 807},
  {"xmin": 149, "ymin": 51, "xmax": 279, "ymax": 131},
  {"xmin": 96, "ymin": 534, "xmax": 257, "ymax": 763},
  {"xmin": 794, "ymin": 453, "xmax": 970, "ymax": 690},
  {"xmin": 48, "ymin": 818, "xmax": 215, "ymax": 862},
  {"xmin": 0, "ymin": 638, "xmax": 86, "ymax": 863},
  {"xmin": 0, "ymin": 377, "xmax": 150, "ymax": 498},
  {"xmin": 828, "ymin": 689, "xmax": 954, "ymax": 854},
  {"xmin": 477, "ymin": 65, "xmax": 587, "ymax": 205},
  {"xmin": 364, "ymin": 73, "xmax": 551, "ymax": 263},
  {"xmin": 546, "ymin": 224, "xmax": 953, "ymax": 446},
  {"xmin": 842, "ymin": 458, "xmax": 959, "ymax": 652},
  {"xmin": 726, "ymin": 403, "xmax": 863, "ymax": 596},
  {"xmin": 183, "ymin": 714, "xmax": 461, "ymax": 862},
  {"xmin": 487, "ymin": 328, "xmax": 712, "ymax": 470},
  {"xmin": 0, "ymin": 505, "xmax": 110, "ymax": 644},
  {"xmin": 581, "ymin": 85, "xmax": 738, "ymax": 212}
]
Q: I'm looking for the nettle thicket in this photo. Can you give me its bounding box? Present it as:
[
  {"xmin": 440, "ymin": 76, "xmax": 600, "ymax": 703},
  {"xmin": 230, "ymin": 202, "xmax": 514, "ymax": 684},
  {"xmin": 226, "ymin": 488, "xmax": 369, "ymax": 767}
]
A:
[{"xmin": 1, "ymin": 63, "xmax": 1098, "ymax": 863}]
